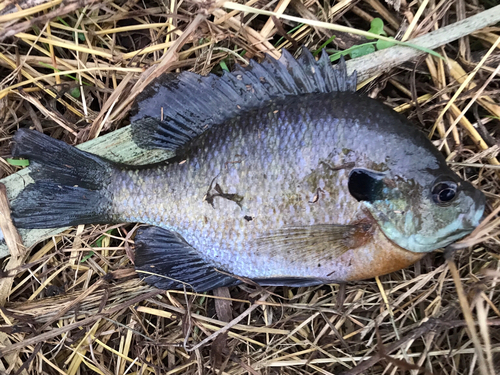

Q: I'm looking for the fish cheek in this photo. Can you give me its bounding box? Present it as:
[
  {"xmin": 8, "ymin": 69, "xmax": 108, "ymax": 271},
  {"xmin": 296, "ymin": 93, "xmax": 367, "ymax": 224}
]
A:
[{"xmin": 347, "ymin": 169, "xmax": 426, "ymax": 251}]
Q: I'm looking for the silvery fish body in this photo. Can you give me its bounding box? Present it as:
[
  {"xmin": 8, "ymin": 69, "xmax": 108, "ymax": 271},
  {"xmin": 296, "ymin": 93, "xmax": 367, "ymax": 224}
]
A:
[{"xmin": 11, "ymin": 50, "xmax": 485, "ymax": 291}]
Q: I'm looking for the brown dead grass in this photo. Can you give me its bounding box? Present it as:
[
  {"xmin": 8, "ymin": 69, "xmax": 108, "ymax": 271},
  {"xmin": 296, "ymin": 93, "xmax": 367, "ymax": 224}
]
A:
[{"xmin": 0, "ymin": 0, "xmax": 500, "ymax": 374}]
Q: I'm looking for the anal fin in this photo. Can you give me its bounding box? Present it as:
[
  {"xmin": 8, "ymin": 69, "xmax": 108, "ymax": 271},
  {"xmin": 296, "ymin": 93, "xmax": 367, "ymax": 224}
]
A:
[{"xmin": 134, "ymin": 226, "xmax": 239, "ymax": 292}]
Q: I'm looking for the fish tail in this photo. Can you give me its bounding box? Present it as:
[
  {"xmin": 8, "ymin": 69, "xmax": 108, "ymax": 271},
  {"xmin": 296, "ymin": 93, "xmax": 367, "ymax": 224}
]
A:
[{"xmin": 11, "ymin": 129, "xmax": 116, "ymax": 228}]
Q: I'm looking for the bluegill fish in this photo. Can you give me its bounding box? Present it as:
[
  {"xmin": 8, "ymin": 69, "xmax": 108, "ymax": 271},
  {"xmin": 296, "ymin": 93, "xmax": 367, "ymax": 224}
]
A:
[{"xmin": 11, "ymin": 49, "xmax": 485, "ymax": 292}]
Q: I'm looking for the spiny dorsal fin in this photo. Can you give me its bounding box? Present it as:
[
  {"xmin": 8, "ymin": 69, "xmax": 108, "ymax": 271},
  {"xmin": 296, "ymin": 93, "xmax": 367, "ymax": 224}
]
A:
[{"xmin": 130, "ymin": 49, "xmax": 357, "ymax": 151}]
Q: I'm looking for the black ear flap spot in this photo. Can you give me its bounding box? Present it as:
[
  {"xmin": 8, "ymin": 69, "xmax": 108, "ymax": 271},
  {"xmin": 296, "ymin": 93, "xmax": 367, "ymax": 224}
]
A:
[{"xmin": 348, "ymin": 168, "xmax": 386, "ymax": 202}]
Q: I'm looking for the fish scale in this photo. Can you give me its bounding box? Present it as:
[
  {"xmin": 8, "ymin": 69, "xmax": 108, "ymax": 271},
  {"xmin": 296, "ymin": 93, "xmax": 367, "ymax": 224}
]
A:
[
  {"xmin": 108, "ymin": 92, "xmax": 474, "ymax": 279},
  {"xmin": 10, "ymin": 50, "xmax": 484, "ymax": 292}
]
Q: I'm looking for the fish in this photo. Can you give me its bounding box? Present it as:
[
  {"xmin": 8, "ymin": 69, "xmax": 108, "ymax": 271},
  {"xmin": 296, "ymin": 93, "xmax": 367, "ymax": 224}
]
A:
[{"xmin": 9, "ymin": 49, "xmax": 485, "ymax": 292}]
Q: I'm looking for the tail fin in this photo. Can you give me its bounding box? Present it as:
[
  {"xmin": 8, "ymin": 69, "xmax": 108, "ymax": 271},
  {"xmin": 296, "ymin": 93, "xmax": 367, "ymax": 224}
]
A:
[{"xmin": 11, "ymin": 129, "xmax": 116, "ymax": 229}]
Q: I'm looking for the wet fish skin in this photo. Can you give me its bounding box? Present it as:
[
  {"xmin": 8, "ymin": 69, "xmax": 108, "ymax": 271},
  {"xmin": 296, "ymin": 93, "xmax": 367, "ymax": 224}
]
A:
[
  {"xmin": 10, "ymin": 50, "xmax": 485, "ymax": 291},
  {"xmin": 108, "ymin": 92, "xmax": 483, "ymax": 280}
]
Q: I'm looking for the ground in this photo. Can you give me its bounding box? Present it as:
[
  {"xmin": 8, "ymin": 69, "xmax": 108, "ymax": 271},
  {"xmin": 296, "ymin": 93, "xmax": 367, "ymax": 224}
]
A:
[{"xmin": 0, "ymin": 0, "xmax": 499, "ymax": 374}]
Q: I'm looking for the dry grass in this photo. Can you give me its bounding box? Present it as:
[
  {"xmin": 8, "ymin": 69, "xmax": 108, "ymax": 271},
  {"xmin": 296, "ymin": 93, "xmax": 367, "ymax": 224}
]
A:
[{"xmin": 0, "ymin": 0, "xmax": 500, "ymax": 374}]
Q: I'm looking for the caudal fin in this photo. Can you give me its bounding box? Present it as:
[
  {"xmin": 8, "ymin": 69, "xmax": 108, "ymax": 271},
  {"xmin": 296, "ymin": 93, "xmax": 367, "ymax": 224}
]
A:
[{"xmin": 11, "ymin": 129, "xmax": 116, "ymax": 228}]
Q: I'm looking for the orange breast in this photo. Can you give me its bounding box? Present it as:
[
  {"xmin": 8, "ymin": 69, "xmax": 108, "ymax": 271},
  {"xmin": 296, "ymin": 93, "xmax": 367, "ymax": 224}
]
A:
[
  {"xmin": 342, "ymin": 218, "xmax": 426, "ymax": 281},
  {"xmin": 314, "ymin": 210, "xmax": 427, "ymax": 282}
]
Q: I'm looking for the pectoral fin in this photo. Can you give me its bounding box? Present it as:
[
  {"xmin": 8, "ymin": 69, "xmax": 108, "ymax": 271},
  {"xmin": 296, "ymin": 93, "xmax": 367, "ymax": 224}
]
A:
[
  {"xmin": 254, "ymin": 223, "xmax": 373, "ymax": 261},
  {"xmin": 134, "ymin": 226, "xmax": 239, "ymax": 292}
]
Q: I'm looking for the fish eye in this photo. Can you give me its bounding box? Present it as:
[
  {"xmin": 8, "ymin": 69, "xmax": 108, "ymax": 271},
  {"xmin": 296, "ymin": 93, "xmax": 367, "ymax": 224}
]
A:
[{"xmin": 432, "ymin": 181, "xmax": 457, "ymax": 205}]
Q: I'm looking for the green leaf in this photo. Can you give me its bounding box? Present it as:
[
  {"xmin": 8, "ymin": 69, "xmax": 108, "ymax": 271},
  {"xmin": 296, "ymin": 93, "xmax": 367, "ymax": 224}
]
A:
[
  {"xmin": 219, "ymin": 60, "xmax": 229, "ymax": 72},
  {"xmin": 70, "ymin": 86, "xmax": 81, "ymax": 98},
  {"xmin": 57, "ymin": 16, "xmax": 70, "ymax": 27},
  {"xmin": 92, "ymin": 229, "xmax": 116, "ymax": 248},
  {"xmin": 329, "ymin": 41, "xmax": 377, "ymax": 62},
  {"xmin": 313, "ymin": 35, "xmax": 336, "ymax": 56},
  {"xmin": 6, "ymin": 158, "xmax": 29, "ymax": 167},
  {"xmin": 486, "ymin": 115, "xmax": 500, "ymax": 120},
  {"xmin": 93, "ymin": 236, "xmax": 104, "ymax": 248},
  {"xmin": 38, "ymin": 62, "xmax": 91, "ymax": 87},
  {"xmin": 274, "ymin": 22, "xmax": 304, "ymax": 47},
  {"xmin": 329, "ymin": 51, "xmax": 346, "ymax": 62},
  {"xmin": 367, "ymin": 18, "xmax": 385, "ymax": 39},
  {"xmin": 348, "ymin": 44, "xmax": 376, "ymax": 58},
  {"xmin": 377, "ymin": 37, "xmax": 396, "ymax": 50},
  {"xmin": 80, "ymin": 252, "xmax": 94, "ymax": 263},
  {"xmin": 38, "ymin": 62, "xmax": 75, "ymax": 80}
]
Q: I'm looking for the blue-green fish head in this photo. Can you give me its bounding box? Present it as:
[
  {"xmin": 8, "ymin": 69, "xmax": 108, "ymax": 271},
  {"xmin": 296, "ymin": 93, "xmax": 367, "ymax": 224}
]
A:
[{"xmin": 348, "ymin": 168, "xmax": 485, "ymax": 253}]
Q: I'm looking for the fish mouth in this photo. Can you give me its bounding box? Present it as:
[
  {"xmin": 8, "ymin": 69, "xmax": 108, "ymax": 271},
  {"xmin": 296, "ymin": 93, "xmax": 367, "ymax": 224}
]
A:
[
  {"xmin": 414, "ymin": 228, "xmax": 473, "ymax": 250},
  {"xmin": 411, "ymin": 203, "xmax": 485, "ymax": 250},
  {"xmin": 375, "ymin": 213, "xmax": 479, "ymax": 253}
]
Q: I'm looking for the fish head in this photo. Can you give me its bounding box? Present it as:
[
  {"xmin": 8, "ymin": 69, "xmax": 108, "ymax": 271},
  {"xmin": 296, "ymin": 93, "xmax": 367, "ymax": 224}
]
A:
[{"xmin": 348, "ymin": 168, "xmax": 485, "ymax": 253}]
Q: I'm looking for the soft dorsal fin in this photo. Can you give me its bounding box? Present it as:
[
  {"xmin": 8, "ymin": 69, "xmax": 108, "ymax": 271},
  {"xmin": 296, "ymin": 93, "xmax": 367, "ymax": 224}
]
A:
[
  {"xmin": 130, "ymin": 49, "xmax": 357, "ymax": 151},
  {"xmin": 134, "ymin": 226, "xmax": 239, "ymax": 292}
]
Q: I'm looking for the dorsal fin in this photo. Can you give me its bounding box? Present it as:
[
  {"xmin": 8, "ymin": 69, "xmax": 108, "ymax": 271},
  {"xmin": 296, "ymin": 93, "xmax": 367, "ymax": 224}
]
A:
[{"xmin": 130, "ymin": 48, "xmax": 357, "ymax": 151}]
